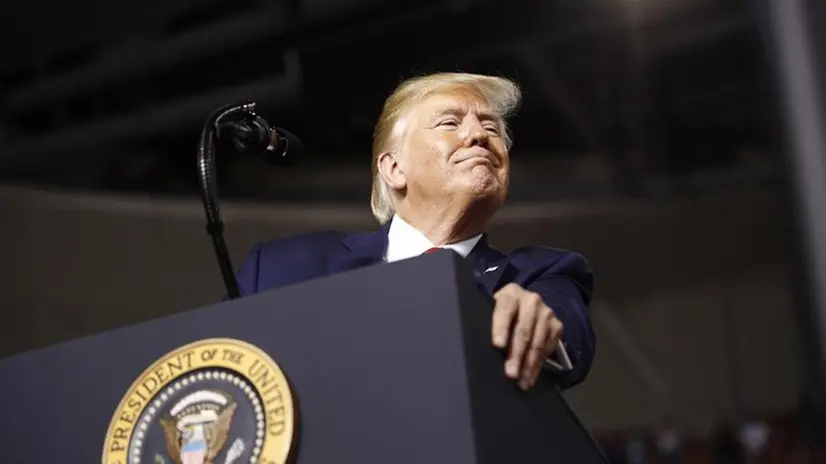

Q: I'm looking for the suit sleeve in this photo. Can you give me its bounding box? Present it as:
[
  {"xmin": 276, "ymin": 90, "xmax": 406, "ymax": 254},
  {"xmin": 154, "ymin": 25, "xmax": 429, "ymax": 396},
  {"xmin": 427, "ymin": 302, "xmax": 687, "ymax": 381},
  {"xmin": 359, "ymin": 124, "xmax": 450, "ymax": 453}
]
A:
[
  {"xmin": 228, "ymin": 242, "xmax": 263, "ymax": 299},
  {"xmin": 526, "ymin": 251, "xmax": 595, "ymax": 389}
]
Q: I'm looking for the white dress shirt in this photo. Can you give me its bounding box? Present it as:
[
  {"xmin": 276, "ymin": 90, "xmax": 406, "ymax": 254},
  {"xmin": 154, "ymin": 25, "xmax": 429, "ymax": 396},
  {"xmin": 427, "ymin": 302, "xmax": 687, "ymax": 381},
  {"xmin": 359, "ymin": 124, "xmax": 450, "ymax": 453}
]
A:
[{"xmin": 384, "ymin": 214, "xmax": 482, "ymax": 263}]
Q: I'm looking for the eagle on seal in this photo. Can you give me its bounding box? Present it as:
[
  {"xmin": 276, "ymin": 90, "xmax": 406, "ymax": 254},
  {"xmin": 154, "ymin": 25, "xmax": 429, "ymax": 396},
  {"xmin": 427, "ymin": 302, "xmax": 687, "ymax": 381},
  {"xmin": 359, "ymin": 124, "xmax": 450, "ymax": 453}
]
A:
[{"xmin": 159, "ymin": 391, "xmax": 238, "ymax": 464}]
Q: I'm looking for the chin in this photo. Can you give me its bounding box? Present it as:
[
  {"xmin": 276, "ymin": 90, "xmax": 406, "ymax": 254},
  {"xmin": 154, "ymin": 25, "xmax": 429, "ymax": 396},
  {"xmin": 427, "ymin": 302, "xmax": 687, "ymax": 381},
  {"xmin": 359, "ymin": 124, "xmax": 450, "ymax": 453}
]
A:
[
  {"xmin": 465, "ymin": 169, "xmax": 504, "ymax": 191},
  {"xmin": 464, "ymin": 180, "xmax": 506, "ymax": 204}
]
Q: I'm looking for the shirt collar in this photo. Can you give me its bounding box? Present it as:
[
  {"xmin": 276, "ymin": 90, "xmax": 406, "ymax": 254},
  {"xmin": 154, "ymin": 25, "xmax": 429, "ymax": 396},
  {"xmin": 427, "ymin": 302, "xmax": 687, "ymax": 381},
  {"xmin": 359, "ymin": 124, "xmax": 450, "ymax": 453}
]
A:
[{"xmin": 385, "ymin": 214, "xmax": 483, "ymax": 263}]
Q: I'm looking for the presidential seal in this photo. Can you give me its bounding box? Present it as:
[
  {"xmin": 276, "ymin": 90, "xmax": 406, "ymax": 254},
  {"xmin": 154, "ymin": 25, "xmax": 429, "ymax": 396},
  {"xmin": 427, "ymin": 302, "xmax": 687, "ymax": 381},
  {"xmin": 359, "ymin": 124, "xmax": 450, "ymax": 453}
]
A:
[{"xmin": 102, "ymin": 338, "xmax": 296, "ymax": 464}]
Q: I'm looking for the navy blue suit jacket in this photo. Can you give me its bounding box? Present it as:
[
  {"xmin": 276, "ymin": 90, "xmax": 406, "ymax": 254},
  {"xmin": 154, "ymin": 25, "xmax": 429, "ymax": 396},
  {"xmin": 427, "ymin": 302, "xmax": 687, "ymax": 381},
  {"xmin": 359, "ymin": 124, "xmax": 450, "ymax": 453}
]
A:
[{"xmin": 234, "ymin": 220, "xmax": 596, "ymax": 389}]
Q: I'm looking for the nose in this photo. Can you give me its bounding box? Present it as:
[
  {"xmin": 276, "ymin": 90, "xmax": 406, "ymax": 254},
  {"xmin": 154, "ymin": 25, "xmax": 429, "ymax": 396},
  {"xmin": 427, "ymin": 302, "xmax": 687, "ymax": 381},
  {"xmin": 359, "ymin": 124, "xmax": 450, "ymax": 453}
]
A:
[{"xmin": 462, "ymin": 118, "xmax": 489, "ymax": 148}]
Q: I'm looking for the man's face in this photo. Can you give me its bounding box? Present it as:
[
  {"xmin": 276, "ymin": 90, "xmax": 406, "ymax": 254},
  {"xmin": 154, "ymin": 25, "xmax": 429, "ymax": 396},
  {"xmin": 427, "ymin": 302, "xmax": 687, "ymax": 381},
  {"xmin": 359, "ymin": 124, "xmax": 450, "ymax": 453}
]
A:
[{"xmin": 394, "ymin": 89, "xmax": 510, "ymax": 210}]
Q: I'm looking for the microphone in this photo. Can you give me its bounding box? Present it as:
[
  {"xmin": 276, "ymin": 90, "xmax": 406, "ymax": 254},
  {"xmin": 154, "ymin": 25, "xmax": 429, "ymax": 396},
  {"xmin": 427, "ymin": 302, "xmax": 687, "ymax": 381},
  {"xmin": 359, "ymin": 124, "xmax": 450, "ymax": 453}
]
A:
[
  {"xmin": 198, "ymin": 100, "xmax": 298, "ymax": 300},
  {"xmin": 220, "ymin": 116, "xmax": 303, "ymax": 166}
]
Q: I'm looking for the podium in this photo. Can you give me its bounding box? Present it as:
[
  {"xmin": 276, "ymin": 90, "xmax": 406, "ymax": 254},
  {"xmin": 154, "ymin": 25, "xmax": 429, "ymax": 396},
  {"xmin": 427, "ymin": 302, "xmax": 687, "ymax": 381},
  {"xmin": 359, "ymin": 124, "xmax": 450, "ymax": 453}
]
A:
[{"xmin": 0, "ymin": 251, "xmax": 605, "ymax": 463}]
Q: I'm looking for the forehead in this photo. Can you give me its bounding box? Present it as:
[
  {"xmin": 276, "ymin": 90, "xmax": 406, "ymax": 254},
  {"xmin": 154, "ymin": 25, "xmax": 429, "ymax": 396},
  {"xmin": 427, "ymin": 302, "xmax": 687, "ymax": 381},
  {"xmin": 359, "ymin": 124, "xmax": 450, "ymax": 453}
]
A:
[{"xmin": 411, "ymin": 89, "xmax": 494, "ymax": 118}]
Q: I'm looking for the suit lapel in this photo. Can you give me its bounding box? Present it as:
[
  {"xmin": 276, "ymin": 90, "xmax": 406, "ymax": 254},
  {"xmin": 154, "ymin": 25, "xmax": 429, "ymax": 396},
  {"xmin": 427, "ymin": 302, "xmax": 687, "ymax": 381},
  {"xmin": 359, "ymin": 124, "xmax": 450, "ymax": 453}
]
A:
[
  {"xmin": 328, "ymin": 223, "xmax": 515, "ymax": 295},
  {"xmin": 468, "ymin": 235, "xmax": 515, "ymax": 294},
  {"xmin": 328, "ymin": 221, "xmax": 391, "ymax": 275}
]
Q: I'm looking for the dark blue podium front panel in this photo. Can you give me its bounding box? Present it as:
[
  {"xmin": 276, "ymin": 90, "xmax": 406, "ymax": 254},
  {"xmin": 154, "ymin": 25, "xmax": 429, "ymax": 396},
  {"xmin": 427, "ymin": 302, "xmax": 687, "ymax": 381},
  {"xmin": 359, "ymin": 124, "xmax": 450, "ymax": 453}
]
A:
[{"xmin": 0, "ymin": 252, "xmax": 604, "ymax": 463}]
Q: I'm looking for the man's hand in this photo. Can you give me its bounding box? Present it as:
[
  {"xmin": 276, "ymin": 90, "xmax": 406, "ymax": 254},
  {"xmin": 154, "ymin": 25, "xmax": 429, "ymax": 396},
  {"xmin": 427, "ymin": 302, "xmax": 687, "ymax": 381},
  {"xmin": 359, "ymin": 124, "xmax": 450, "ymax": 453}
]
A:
[{"xmin": 492, "ymin": 283, "xmax": 564, "ymax": 390}]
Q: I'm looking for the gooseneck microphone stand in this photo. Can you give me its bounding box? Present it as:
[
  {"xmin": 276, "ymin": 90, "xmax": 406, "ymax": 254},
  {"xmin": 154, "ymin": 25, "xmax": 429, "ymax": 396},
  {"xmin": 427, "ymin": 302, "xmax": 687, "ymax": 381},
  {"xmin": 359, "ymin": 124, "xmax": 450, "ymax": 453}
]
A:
[{"xmin": 196, "ymin": 100, "xmax": 260, "ymax": 300}]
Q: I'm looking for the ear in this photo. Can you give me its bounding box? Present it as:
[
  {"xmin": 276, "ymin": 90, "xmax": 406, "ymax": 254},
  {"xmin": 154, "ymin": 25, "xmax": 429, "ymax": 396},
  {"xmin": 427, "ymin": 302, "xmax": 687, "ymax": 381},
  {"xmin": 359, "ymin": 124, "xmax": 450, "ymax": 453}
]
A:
[{"xmin": 377, "ymin": 151, "xmax": 406, "ymax": 190}]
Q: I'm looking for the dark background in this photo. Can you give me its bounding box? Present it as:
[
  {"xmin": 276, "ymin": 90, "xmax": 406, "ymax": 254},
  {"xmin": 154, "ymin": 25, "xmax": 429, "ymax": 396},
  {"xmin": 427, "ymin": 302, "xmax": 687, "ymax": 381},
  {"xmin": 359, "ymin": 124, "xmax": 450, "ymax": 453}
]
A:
[{"xmin": 0, "ymin": 0, "xmax": 782, "ymax": 201}]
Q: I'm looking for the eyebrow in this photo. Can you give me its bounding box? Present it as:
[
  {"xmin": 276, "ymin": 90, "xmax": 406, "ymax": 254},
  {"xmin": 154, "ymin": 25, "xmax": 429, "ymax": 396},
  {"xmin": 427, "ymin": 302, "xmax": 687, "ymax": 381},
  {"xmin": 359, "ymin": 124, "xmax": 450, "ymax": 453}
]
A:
[{"xmin": 430, "ymin": 106, "xmax": 500, "ymax": 123}]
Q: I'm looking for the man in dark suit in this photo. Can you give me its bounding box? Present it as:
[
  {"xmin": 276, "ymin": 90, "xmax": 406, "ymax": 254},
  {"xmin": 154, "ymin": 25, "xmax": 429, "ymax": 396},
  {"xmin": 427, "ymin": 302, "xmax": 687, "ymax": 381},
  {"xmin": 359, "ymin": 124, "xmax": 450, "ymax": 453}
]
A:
[{"xmin": 235, "ymin": 72, "xmax": 595, "ymax": 390}]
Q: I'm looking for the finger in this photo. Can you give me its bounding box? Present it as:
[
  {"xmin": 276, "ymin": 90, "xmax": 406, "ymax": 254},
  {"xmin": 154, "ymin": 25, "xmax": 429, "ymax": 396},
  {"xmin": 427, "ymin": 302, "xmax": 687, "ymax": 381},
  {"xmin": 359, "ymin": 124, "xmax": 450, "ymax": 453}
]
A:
[
  {"xmin": 530, "ymin": 311, "xmax": 565, "ymax": 388},
  {"xmin": 530, "ymin": 316, "xmax": 564, "ymax": 388},
  {"xmin": 491, "ymin": 292, "xmax": 518, "ymax": 348},
  {"xmin": 507, "ymin": 296, "xmax": 539, "ymax": 381},
  {"xmin": 521, "ymin": 312, "xmax": 551, "ymax": 388},
  {"xmin": 547, "ymin": 315, "xmax": 564, "ymax": 354}
]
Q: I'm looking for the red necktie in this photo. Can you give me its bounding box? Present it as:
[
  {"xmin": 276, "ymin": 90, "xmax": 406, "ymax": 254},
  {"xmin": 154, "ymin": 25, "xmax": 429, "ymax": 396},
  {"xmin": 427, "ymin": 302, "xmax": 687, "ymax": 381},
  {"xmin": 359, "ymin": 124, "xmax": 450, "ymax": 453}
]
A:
[{"xmin": 423, "ymin": 247, "xmax": 442, "ymax": 254}]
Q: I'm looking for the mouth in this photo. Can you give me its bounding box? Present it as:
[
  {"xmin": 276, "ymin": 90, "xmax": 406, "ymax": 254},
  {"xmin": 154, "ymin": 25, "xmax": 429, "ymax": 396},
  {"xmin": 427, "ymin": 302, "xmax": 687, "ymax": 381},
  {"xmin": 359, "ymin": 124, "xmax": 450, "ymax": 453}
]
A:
[
  {"xmin": 461, "ymin": 157, "xmax": 495, "ymax": 168},
  {"xmin": 455, "ymin": 150, "xmax": 500, "ymax": 167}
]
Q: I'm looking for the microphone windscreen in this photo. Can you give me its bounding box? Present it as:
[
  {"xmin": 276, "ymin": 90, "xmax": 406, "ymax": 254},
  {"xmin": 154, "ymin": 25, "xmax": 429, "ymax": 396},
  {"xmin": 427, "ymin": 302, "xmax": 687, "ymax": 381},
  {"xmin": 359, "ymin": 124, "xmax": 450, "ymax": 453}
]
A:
[{"xmin": 265, "ymin": 127, "xmax": 303, "ymax": 167}]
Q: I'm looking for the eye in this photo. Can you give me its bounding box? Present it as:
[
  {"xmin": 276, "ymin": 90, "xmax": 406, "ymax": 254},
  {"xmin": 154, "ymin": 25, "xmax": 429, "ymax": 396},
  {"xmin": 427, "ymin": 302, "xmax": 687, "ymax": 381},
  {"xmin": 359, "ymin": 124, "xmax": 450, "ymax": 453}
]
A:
[
  {"xmin": 483, "ymin": 123, "xmax": 501, "ymax": 134},
  {"xmin": 438, "ymin": 119, "xmax": 459, "ymax": 128}
]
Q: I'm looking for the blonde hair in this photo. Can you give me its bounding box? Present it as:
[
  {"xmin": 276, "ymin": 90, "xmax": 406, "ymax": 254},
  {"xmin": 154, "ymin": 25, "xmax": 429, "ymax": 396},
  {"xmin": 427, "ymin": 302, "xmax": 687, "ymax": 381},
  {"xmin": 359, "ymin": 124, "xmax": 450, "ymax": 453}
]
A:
[{"xmin": 369, "ymin": 72, "xmax": 522, "ymax": 224}]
